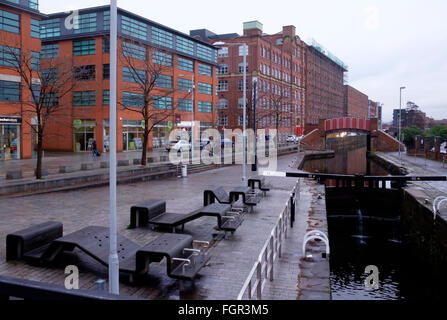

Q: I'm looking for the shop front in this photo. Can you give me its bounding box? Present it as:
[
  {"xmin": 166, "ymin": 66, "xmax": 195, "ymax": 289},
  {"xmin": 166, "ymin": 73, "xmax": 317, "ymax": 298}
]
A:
[
  {"xmin": 152, "ymin": 120, "xmax": 171, "ymax": 149},
  {"xmin": 0, "ymin": 116, "xmax": 21, "ymax": 161},
  {"xmin": 122, "ymin": 120, "xmax": 144, "ymax": 152},
  {"xmin": 73, "ymin": 119, "xmax": 96, "ymax": 152}
]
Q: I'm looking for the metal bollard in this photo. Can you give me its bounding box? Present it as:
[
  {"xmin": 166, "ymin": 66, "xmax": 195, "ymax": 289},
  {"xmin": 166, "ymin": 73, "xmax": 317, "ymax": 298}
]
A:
[{"xmin": 94, "ymin": 279, "xmax": 107, "ymax": 293}]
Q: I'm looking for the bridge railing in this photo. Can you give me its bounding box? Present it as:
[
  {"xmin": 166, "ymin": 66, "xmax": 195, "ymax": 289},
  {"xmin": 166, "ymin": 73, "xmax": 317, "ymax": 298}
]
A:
[{"xmin": 237, "ymin": 179, "xmax": 300, "ymax": 300}]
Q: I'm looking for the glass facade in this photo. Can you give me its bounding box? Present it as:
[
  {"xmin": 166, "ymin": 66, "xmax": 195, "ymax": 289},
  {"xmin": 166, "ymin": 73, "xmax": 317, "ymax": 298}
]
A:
[
  {"xmin": 123, "ymin": 120, "xmax": 144, "ymax": 151},
  {"xmin": 122, "ymin": 15, "xmax": 147, "ymax": 41},
  {"xmin": 30, "ymin": 19, "xmax": 39, "ymax": 38},
  {"xmin": 40, "ymin": 18, "xmax": 60, "ymax": 38},
  {"xmin": 41, "ymin": 43, "xmax": 58, "ymax": 59},
  {"xmin": 73, "ymin": 119, "xmax": 95, "ymax": 152},
  {"xmin": 152, "ymin": 50, "xmax": 172, "ymax": 66},
  {"xmin": 0, "ymin": 9, "xmax": 20, "ymax": 34},
  {"xmin": 73, "ymin": 91, "xmax": 96, "ymax": 106},
  {"xmin": 73, "ymin": 39, "xmax": 96, "ymax": 56},
  {"xmin": 198, "ymin": 63, "xmax": 212, "ymax": 76},
  {"xmin": 178, "ymin": 57, "xmax": 194, "ymax": 72},
  {"xmin": 123, "ymin": 67, "xmax": 146, "ymax": 83},
  {"xmin": 0, "ymin": 45, "xmax": 20, "ymax": 68},
  {"xmin": 74, "ymin": 12, "xmax": 97, "ymax": 34},
  {"xmin": 123, "ymin": 92, "xmax": 144, "ymax": 108},
  {"xmin": 198, "ymin": 82, "xmax": 212, "ymax": 95},
  {"xmin": 123, "ymin": 42, "xmax": 146, "ymax": 60},
  {"xmin": 198, "ymin": 101, "xmax": 212, "ymax": 113},
  {"xmin": 0, "ymin": 80, "xmax": 20, "ymax": 102},
  {"xmin": 154, "ymin": 74, "xmax": 172, "ymax": 88}
]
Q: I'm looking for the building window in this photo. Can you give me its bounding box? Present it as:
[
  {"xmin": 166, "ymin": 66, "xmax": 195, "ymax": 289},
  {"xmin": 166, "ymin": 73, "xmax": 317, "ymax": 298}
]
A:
[
  {"xmin": 31, "ymin": 19, "xmax": 40, "ymax": 38},
  {"xmin": 122, "ymin": 15, "xmax": 147, "ymax": 40},
  {"xmin": 0, "ymin": 80, "xmax": 20, "ymax": 102},
  {"xmin": 238, "ymin": 79, "xmax": 249, "ymax": 91},
  {"xmin": 152, "ymin": 50, "xmax": 172, "ymax": 66},
  {"xmin": 154, "ymin": 74, "xmax": 172, "ymax": 88},
  {"xmin": 198, "ymin": 82, "xmax": 212, "ymax": 95},
  {"xmin": 73, "ymin": 65, "xmax": 96, "ymax": 81},
  {"xmin": 103, "ymin": 11, "xmax": 110, "ymax": 30},
  {"xmin": 74, "ymin": 12, "xmax": 97, "ymax": 34},
  {"xmin": 41, "ymin": 93, "xmax": 59, "ymax": 108},
  {"xmin": 153, "ymin": 96, "xmax": 172, "ymax": 109},
  {"xmin": 123, "ymin": 92, "xmax": 144, "ymax": 108},
  {"xmin": 217, "ymin": 98, "xmax": 228, "ymax": 109},
  {"xmin": 217, "ymin": 47, "xmax": 228, "ymax": 57},
  {"xmin": 123, "ymin": 67, "xmax": 146, "ymax": 83},
  {"xmin": 123, "ymin": 41, "xmax": 146, "ymax": 61},
  {"xmin": 0, "ymin": 45, "xmax": 19, "ymax": 68},
  {"xmin": 103, "ymin": 64, "xmax": 110, "ymax": 80},
  {"xmin": 217, "ymin": 80, "xmax": 228, "ymax": 92},
  {"xmin": 198, "ymin": 64, "xmax": 212, "ymax": 76},
  {"xmin": 41, "ymin": 43, "xmax": 58, "ymax": 59},
  {"xmin": 41, "ymin": 68, "xmax": 58, "ymax": 83},
  {"xmin": 218, "ymin": 114, "xmax": 228, "ymax": 126},
  {"xmin": 178, "ymin": 78, "xmax": 193, "ymax": 91},
  {"xmin": 178, "ymin": 98, "xmax": 193, "ymax": 111},
  {"xmin": 40, "ymin": 18, "xmax": 60, "ymax": 38},
  {"xmin": 178, "ymin": 57, "xmax": 194, "ymax": 72},
  {"xmin": 73, "ymin": 39, "xmax": 96, "ymax": 56},
  {"xmin": 31, "ymin": 51, "xmax": 40, "ymax": 71},
  {"xmin": 103, "ymin": 90, "xmax": 109, "ymax": 105},
  {"xmin": 0, "ymin": 9, "xmax": 20, "ymax": 34},
  {"xmin": 217, "ymin": 64, "xmax": 228, "ymax": 75},
  {"xmin": 151, "ymin": 26, "xmax": 172, "ymax": 48},
  {"xmin": 198, "ymin": 101, "xmax": 212, "ymax": 113},
  {"xmin": 238, "ymin": 62, "xmax": 248, "ymax": 73},
  {"xmin": 196, "ymin": 43, "xmax": 215, "ymax": 62},
  {"xmin": 176, "ymin": 36, "xmax": 194, "ymax": 55},
  {"xmin": 238, "ymin": 98, "xmax": 247, "ymax": 109},
  {"xmin": 73, "ymin": 91, "xmax": 96, "ymax": 106}
]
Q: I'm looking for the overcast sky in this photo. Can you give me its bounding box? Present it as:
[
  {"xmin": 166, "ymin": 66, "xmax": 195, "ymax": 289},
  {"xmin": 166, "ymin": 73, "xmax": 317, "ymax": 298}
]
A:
[{"xmin": 40, "ymin": 0, "xmax": 447, "ymax": 123}]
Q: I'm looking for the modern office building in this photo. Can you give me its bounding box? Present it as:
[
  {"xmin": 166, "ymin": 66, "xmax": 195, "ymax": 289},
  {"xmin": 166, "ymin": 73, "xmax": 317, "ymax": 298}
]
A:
[
  {"xmin": 0, "ymin": 0, "xmax": 42, "ymax": 160},
  {"xmin": 39, "ymin": 5, "xmax": 219, "ymax": 153},
  {"xmin": 191, "ymin": 21, "xmax": 306, "ymax": 143}
]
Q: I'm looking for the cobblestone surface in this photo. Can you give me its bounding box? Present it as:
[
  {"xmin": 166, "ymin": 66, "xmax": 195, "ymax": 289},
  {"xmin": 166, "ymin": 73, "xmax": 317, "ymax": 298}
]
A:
[{"xmin": 0, "ymin": 153, "xmax": 304, "ymax": 300}]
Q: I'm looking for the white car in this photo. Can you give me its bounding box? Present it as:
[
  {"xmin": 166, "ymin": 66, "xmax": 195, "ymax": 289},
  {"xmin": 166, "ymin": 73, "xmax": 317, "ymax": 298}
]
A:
[
  {"xmin": 171, "ymin": 140, "xmax": 191, "ymax": 152},
  {"xmin": 287, "ymin": 135, "xmax": 298, "ymax": 143}
]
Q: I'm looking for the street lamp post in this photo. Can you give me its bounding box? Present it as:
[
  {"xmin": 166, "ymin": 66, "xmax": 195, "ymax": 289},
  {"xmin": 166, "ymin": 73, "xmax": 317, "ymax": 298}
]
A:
[
  {"xmin": 399, "ymin": 86, "xmax": 406, "ymax": 162},
  {"xmin": 108, "ymin": 0, "xmax": 119, "ymax": 295}
]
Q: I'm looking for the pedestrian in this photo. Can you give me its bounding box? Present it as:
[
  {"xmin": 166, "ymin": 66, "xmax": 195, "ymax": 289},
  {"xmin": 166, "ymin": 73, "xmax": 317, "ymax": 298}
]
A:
[{"xmin": 92, "ymin": 140, "xmax": 101, "ymax": 157}]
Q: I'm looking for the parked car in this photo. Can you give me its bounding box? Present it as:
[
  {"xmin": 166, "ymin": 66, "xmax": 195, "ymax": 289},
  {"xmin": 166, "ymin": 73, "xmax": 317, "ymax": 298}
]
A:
[
  {"xmin": 200, "ymin": 138, "xmax": 211, "ymax": 150},
  {"xmin": 171, "ymin": 140, "xmax": 191, "ymax": 152},
  {"xmin": 221, "ymin": 138, "xmax": 234, "ymax": 148},
  {"xmin": 287, "ymin": 135, "xmax": 298, "ymax": 143},
  {"xmin": 166, "ymin": 140, "xmax": 179, "ymax": 151}
]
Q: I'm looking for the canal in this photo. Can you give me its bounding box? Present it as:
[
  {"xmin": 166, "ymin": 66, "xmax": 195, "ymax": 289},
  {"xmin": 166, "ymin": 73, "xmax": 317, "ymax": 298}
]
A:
[{"xmin": 302, "ymin": 135, "xmax": 447, "ymax": 300}]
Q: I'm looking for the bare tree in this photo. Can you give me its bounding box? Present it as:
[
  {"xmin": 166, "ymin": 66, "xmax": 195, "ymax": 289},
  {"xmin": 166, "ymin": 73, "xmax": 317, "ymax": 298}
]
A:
[
  {"xmin": 1, "ymin": 39, "xmax": 75, "ymax": 179},
  {"xmin": 119, "ymin": 40, "xmax": 188, "ymax": 165}
]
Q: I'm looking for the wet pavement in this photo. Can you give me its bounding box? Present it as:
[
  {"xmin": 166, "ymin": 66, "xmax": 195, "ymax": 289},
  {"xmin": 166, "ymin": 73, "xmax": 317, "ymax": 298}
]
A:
[{"xmin": 0, "ymin": 152, "xmax": 313, "ymax": 300}]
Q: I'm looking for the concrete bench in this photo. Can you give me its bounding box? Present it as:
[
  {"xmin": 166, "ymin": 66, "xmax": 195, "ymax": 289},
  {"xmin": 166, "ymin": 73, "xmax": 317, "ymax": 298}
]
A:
[
  {"xmin": 133, "ymin": 158, "xmax": 141, "ymax": 165},
  {"xmin": 59, "ymin": 165, "xmax": 74, "ymax": 174},
  {"xmin": 6, "ymin": 170, "xmax": 22, "ymax": 180},
  {"xmin": 6, "ymin": 221, "xmax": 63, "ymax": 261},
  {"xmin": 118, "ymin": 160, "xmax": 130, "ymax": 167},
  {"xmin": 81, "ymin": 163, "xmax": 94, "ymax": 171}
]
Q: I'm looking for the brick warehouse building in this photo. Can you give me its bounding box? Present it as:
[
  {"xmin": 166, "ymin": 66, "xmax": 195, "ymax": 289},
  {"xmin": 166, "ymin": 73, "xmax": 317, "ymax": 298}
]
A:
[
  {"xmin": 344, "ymin": 85, "xmax": 369, "ymax": 119},
  {"xmin": 0, "ymin": 0, "xmax": 42, "ymax": 161},
  {"xmin": 305, "ymin": 40, "xmax": 347, "ymax": 133},
  {"xmin": 191, "ymin": 21, "xmax": 307, "ymax": 144},
  {"xmin": 38, "ymin": 5, "xmax": 219, "ymax": 154}
]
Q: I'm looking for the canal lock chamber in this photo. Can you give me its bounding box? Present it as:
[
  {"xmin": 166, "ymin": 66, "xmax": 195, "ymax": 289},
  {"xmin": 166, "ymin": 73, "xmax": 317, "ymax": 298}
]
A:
[{"xmin": 302, "ymin": 134, "xmax": 447, "ymax": 300}]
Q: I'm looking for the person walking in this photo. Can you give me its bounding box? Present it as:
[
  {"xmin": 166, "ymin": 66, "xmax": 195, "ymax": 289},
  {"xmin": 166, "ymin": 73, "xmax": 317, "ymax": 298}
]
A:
[{"xmin": 92, "ymin": 139, "xmax": 101, "ymax": 157}]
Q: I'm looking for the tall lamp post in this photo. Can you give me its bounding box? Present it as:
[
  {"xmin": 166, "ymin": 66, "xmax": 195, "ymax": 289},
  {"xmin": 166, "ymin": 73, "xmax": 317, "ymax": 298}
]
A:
[
  {"xmin": 213, "ymin": 42, "xmax": 248, "ymax": 187},
  {"xmin": 399, "ymin": 86, "xmax": 406, "ymax": 162},
  {"xmin": 179, "ymin": 74, "xmax": 195, "ymax": 156},
  {"xmin": 108, "ymin": 0, "xmax": 119, "ymax": 295}
]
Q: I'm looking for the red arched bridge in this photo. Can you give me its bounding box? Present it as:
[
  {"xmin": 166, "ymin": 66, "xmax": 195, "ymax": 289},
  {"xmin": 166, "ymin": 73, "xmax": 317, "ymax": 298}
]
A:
[
  {"xmin": 324, "ymin": 117, "xmax": 371, "ymax": 133},
  {"xmin": 301, "ymin": 117, "xmax": 403, "ymax": 152}
]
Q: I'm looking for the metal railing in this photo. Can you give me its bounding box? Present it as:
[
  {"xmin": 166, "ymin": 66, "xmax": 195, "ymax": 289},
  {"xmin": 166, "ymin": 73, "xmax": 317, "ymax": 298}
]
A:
[
  {"xmin": 433, "ymin": 196, "xmax": 447, "ymax": 220},
  {"xmin": 237, "ymin": 180, "xmax": 300, "ymax": 300},
  {"xmin": 302, "ymin": 230, "xmax": 330, "ymax": 258}
]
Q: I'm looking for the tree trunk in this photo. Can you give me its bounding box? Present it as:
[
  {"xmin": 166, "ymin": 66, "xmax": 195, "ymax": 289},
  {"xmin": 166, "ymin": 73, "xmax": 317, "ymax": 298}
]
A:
[
  {"xmin": 141, "ymin": 119, "xmax": 149, "ymax": 166},
  {"xmin": 36, "ymin": 128, "xmax": 43, "ymax": 179}
]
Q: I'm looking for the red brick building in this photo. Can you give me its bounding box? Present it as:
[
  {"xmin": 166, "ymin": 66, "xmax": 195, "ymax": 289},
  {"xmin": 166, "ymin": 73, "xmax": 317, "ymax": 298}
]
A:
[
  {"xmin": 305, "ymin": 40, "xmax": 347, "ymax": 132},
  {"xmin": 344, "ymin": 85, "xmax": 369, "ymax": 118},
  {"xmin": 40, "ymin": 6, "xmax": 218, "ymax": 153},
  {"xmin": 0, "ymin": 0, "xmax": 42, "ymax": 160},
  {"xmin": 191, "ymin": 21, "xmax": 306, "ymax": 143}
]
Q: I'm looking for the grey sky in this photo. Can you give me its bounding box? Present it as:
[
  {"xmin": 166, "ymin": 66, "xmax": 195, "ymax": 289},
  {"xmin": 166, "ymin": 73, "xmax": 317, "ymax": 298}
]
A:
[{"xmin": 40, "ymin": 0, "xmax": 447, "ymax": 123}]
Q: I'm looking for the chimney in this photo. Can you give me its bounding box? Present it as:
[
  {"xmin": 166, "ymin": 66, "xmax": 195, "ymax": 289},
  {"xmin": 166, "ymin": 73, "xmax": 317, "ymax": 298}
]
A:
[
  {"xmin": 243, "ymin": 21, "xmax": 263, "ymax": 36},
  {"xmin": 282, "ymin": 25, "xmax": 296, "ymax": 37}
]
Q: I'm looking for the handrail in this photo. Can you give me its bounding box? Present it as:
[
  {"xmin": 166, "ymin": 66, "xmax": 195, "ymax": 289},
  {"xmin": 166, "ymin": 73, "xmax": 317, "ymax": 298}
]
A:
[
  {"xmin": 433, "ymin": 196, "xmax": 447, "ymax": 220},
  {"xmin": 303, "ymin": 230, "xmax": 330, "ymax": 258},
  {"xmin": 237, "ymin": 180, "xmax": 299, "ymax": 300}
]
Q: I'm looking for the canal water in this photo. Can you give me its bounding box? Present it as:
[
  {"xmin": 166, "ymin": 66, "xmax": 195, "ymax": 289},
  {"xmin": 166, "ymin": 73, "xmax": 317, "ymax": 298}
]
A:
[{"xmin": 302, "ymin": 137, "xmax": 447, "ymax": 300}]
